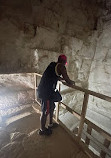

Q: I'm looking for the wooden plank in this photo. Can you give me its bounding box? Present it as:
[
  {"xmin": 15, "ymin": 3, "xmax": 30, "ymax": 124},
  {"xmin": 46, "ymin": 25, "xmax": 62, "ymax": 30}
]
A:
[
  {"xmin": 55, "ymin": 83, "xmax": 61, "ymax": 122},
  {"xmin": 78, "ymin": 93, "xmax": 89, "ymax": 140},
  {"xmin": 85, "ymin": 125, "xmax": 92, "ymax": 146},
  {"xmin": 34, "ymin": 73, "xmax": 37, "ymax": 101},
  {"xmin": 32, "ymin": 103, "xmax": 41, "ymax": 114},
  {"xmin": 35, "ymin": 99, "xmax": 41, "ymax": 106},
  {"xmin": 60, "ymin": 102, "xmax": 81, "ymax": 119},
  {"xmin": 85, "ymin": 119, "xmax": 111, "ymax": 142},
  {"xmin": 34, "ymin": 73, "xmax": 42, "ymax": 77},
  {"xmin": 55, "ymin": 102, "xmax": 60, "ymax": 122},
  {"xmin": 83, "ymin": 130, "xmax": 111, "ymax": 157},
  {"xmin": 100, "ymin": 139, "xmax": 110, "ymax": 158},
  {"xmin": 62, "ymin": 82, "xmax": 111, "ymax": 102}
]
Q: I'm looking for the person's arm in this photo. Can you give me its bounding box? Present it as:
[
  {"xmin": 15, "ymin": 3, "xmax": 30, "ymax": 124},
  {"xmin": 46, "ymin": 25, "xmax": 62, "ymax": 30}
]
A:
[{"xmin": 58, "ymin": 64, "xmax": 75, "ymax": 85}]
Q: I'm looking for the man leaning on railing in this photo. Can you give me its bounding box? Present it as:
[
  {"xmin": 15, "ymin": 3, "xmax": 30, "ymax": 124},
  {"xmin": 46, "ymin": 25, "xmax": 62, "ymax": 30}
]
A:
[{"xmin": 37, "ymin": 54, "xmax": 75, "ymax": 136}]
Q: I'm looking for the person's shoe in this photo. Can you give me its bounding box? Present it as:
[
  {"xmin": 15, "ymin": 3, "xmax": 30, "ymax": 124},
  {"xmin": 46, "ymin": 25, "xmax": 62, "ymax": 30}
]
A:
[
  {"xmin": 48, "ymin": 123, "xmax": 58, "ymax": 129},
  {"xmin": 38, "ymin": 128, "xmax": 52, "ymax": 136}
]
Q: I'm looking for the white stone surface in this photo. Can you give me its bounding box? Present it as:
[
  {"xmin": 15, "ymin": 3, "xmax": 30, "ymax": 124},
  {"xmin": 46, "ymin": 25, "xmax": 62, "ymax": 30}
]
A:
[{"xmin": 88, "ymin": 19, "xmax": 111, "ymax": 121}]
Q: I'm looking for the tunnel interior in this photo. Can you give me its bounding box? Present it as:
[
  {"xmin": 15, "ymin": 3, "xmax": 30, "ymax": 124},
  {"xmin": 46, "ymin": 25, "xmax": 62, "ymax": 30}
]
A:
[{"xmin": 0, "ymin": 0, "xmax": 111, "ymax": 158}]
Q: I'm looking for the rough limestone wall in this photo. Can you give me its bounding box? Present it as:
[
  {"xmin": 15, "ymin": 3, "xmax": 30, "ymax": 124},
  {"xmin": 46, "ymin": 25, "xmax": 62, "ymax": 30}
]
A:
[
  {"xmin": 0, "ymin": 0, "xmax": 99, "ymax": 74},
  {"xmin": 88, "ymin": 0, "xmax": 111, "ymax": 121},
  {"xmin": 0, "ymin": 0, "xmax": 36, "ymax": 73},
  {"xmin": 58, "ymin": 33, "xmax": 98, "ymax": 114}
]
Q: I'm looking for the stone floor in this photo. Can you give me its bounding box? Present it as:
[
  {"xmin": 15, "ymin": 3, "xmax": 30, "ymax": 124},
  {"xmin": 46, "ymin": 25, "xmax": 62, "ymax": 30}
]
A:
[{"xmin": 0, "ymin": 111, "xmax": 90, "ymax": 158}]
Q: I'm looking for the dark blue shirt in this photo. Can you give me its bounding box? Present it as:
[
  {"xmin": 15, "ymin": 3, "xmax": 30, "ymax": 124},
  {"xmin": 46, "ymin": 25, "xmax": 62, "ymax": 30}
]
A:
[{"xmin": 38, "ymin": 62, "xmax": 59, "ymax": 100}]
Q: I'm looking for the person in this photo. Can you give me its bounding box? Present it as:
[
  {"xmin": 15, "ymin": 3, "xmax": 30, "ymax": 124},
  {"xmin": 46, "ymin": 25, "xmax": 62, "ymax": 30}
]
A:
[{"xmin": 37, "ymin": 54, "xmax": 75, "ymax": 135}]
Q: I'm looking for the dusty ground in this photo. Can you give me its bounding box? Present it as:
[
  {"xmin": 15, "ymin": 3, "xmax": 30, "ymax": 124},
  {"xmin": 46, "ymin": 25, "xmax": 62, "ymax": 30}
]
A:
[{"xmin": 3, "ymin": 111, "xmax": 90, "ymax": 158}]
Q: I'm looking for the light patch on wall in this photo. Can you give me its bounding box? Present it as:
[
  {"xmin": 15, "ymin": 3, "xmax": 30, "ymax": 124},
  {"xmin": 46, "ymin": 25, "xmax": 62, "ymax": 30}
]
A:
[
  {"xmin": 34, "ymin": 49, "xmax": 39, "ymax": 61},
  {"xmin": 33, "ymin": 49, "xmax": 39, "ymax": 69}
]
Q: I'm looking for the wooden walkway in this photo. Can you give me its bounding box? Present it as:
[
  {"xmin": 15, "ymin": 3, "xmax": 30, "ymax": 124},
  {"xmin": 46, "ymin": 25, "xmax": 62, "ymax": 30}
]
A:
[{"xmin": 6, "ymin": 110, "xmax": 90, "ymax": 158}]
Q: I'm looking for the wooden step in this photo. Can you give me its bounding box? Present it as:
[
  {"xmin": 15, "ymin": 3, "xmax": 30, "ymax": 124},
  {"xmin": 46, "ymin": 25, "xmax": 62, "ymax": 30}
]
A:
[{"xmin": 59, "ymin": 111, "xmax": 80, "ymax": 132}]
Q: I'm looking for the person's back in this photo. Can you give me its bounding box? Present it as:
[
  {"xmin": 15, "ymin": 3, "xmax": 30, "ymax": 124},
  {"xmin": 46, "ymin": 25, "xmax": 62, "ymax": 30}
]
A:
[{"xmin": 38, "ymin": 62, "xmax": 59, "ymax": 100}]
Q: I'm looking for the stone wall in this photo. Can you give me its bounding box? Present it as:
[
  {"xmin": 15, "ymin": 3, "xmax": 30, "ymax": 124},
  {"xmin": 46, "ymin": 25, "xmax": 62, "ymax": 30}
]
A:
[
  {"xmin": 0, "ymin": 0, "xmax": 99, "ymax": 74},
  {"xmin": 88, "ymin": 0, "xmax": 111, "ymax": 121},
  {"xmin": 0, "ymin": 0, "xmax": 111, "ymax": 132}
]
